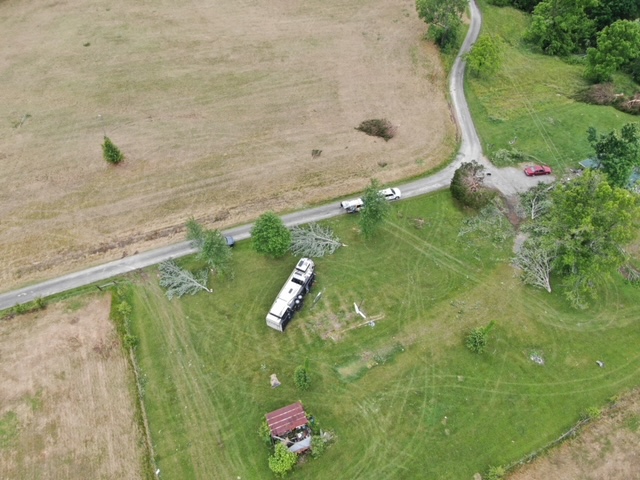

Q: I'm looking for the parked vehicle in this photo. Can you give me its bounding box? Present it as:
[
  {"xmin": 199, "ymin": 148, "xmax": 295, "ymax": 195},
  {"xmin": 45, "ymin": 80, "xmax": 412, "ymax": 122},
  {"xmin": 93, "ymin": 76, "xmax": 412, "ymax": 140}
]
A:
[
  {"xmin": 524, "ymin": 165, "xmax": 552, "ymax": 176},
  {"xmin": 266, "ymin": 258, "xmax": 316, "ymax": 332},
  {"xmin": 379, "ymin": 187, "xmax": 401, "ymax": 200},
  {"xmin": 340, "ymin": 187, "xmax": 401, "ymax": 213},
  {"xmin": 340, "ymin": 198, "xmax": 364, "ymax": 213}
]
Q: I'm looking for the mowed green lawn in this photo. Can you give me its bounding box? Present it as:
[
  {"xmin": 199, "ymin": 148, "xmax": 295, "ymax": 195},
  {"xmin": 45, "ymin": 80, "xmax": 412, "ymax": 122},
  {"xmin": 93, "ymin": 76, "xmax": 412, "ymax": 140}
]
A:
[
  {"xmin": 467, "ymin": 1, "xmax": 640, "ymax": 170},
  {"xmin": 128, "ymin": 192, "xmax": 640, "ymax": 479}
]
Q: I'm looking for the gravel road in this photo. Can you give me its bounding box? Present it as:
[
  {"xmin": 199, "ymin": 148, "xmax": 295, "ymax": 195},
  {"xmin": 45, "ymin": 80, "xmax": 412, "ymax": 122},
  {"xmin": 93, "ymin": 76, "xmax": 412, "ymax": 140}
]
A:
[{"xmin": 0, "ymin": 0, "xmax": 552, "ymax": 310}]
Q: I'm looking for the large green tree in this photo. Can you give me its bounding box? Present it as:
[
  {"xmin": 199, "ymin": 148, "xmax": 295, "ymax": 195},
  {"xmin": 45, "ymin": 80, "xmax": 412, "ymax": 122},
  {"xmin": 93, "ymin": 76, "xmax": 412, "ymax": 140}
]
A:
[
  {"xmin": 524, "ymin": 0, "xmax": 598, "ymax": 55},
  {"xmin": 588, "ymin": 123, "xmax": 640, "ymax": 188},
  {"xmin": 465, "ymin": 34, "xmax": 504, "ymax": 78},
  {"xmin": 542, "ymin": 170, "xmax": 640, "ymax": 307},
  {"xmin": 359, "ymin": 179, "xmax": 390, "ymax": 239},
  {"xmin": 587, "ymin": 0, "xmax": 640, "ymax": 34},
  {"xmin": 415, "ymin": 0, "xmax": 466, "ymax": 52},
  {"xmin": 585, "ymin": 20, "xmax": 640, "ymax": 82},
  {"xmin": 186, "ymin": 218, "xmax": 232, "ymax": 274},
  {"xmin": 251, "ymin": 212, "xmax": 291, "ymax": 258}
]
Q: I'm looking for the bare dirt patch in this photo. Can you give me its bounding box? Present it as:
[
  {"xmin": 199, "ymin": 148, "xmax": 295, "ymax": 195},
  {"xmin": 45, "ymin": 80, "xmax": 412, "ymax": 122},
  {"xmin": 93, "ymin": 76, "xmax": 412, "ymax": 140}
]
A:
[
  {"xmin": 0, "ymin": 295, "xmax": 146, "ymax": 479},
  {"xmin": 0, "ymin": 0, "xmax": 455, "ymax": 290},
  {"xmin": 510, "ymin": 389, "xmax": 640, "ymax": 480}
]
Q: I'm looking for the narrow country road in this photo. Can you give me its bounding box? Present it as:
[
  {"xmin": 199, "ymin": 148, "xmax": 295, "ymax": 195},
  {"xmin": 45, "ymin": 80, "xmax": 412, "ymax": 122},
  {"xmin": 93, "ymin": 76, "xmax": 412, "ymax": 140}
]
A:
[{"xmin": 0, "ymin": 1, "xmax": 546, "ymax": 311}]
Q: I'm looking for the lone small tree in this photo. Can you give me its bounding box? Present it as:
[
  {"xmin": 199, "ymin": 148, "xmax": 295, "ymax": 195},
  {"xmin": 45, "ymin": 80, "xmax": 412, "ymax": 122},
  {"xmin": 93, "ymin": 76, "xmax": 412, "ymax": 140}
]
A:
[
  {"xmin": 293, "ymin": 365, "xmax": 311, "ymax": 391},
  {"xmin": 290, "ymin": 223, "xmax": 342, "ymax": 257},
  {"xmin": 465, "ymin": 321, "xmax": 496, "ymax": 354},
  {"xmin": 102, "ymin": 136, "xmax": 124, "ymax": 165},
  {"xmin": 268, "ymin": 442, "xmax": 298, "ymax": 477},
  {"xmin": 158, "ymin": 260, "xmax": 211, "ymax": 299},
  {"xmin": 252, "ymin": 212, "xmax": 291, "ymax": 258},
  {"xmin": 360, "ymin": 179, "xmax": 390, "ymax": 239},
  {"xmin": 186, "ymin": 218, "xmax": 232, "ymax": 274}
]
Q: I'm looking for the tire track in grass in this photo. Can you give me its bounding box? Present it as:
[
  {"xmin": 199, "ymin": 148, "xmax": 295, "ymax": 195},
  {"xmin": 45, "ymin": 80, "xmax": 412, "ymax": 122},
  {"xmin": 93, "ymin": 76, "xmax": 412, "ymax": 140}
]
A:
[{"xmin": 138, "ymin": 283, "xmax": 241, "ymax": 479}]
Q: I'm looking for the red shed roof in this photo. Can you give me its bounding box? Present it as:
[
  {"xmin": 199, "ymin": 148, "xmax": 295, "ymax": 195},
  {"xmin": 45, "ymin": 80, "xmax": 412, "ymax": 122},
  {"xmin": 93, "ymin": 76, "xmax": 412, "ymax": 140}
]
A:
[{"xmin": 266, "ymin": 402, "xmax": 308, "ymax": 437}]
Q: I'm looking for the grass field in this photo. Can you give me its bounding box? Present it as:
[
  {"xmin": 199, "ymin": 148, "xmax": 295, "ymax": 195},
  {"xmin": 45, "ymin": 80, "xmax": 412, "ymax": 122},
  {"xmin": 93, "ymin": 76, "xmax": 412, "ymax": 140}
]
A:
[
  {"xmin": 0, "ymin": 0, "xmax": 455, "ymax": 291},
  {"xmin": 127, "ymin": 192, "xmax": 640, "ymax": 479},
  {"xmin": 0, "ymin": 295, "xmax": 147, "ymax": 479},
  {"xmin": 466, "ymin": 2, "xmax": 640, "ymax": 170}
]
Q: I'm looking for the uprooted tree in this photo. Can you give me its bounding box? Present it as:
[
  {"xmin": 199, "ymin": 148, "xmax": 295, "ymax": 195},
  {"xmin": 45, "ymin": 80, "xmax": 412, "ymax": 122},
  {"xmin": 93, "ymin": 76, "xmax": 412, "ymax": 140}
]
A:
[
  {"xmin": 515, "ymin": 170, "xmax": 640, "ymax": 308},
  {"xmin": 518, "ymin": 182, "xmax": 554, "ymax": 220},
  {"xmin": 450, "ymin": 161, "xmax": 497, "ymax": 209},
  {"xmin": 290, "ymin": 223, "xmax": 343, "ymax": 257},
  {"xmin": 158, "ymin": 260, "xmax": 211, "ymax": 300},
  {"xmin": 513, "ymin": 237, "xmax": 555, "ymax": 293}
]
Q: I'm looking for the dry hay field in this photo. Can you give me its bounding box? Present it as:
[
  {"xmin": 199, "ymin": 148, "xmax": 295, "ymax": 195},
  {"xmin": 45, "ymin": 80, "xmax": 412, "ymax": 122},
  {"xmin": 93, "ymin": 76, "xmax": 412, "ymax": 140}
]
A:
[
  {"xmin": 510, "ymin": 389, "xmax": 640, "ymax": 480},
  {"xmin": 0, "ymin": 295, "xmax": 146, "ymax": 479},
  {"xmin": 0, "ymin": 0, "xmax": 455, "ymax": 290}
]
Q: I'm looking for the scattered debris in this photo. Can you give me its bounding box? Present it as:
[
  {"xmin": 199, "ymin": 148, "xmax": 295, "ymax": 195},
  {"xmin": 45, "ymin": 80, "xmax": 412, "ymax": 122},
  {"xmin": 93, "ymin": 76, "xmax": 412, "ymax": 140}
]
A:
[
  {"xmin": 270, "ymin": 374, "xmax": 281, "ymax": 388},
  {"xmin": 311, "ymin": 149, "xmax": 322, "ymax": 158},
  {"xmin": 596, "ymin": 360, "xmax": 605, "ymax": 368},
  {"xmin": 368, "ymin": 321, "xmax": 376, "ymax": 328},
  {"xmin": 530, "ymin": 351, "xmax": 545, "ymax": 365},
  {"xmin": 354, "ymin": 303, "xmax": 367, "ymax": 319}
]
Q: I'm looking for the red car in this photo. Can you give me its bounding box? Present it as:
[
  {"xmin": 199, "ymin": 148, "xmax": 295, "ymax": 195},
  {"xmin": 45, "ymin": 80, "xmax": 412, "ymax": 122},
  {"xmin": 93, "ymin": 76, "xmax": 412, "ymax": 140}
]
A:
[{"xmin": 524, "ymin": 165, "xmax": 552, "ymax": 176}]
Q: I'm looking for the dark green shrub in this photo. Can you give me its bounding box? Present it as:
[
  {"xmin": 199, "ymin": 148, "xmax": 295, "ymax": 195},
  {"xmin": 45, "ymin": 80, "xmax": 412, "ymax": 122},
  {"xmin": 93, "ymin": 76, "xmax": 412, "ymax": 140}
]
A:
[
  {"xmin": 293, "ymin": 365, "xmax": 310, "ymax": 391},
  {"xmin": 102, "ymin": 136, "xmax": 124, "ymax": 165}
]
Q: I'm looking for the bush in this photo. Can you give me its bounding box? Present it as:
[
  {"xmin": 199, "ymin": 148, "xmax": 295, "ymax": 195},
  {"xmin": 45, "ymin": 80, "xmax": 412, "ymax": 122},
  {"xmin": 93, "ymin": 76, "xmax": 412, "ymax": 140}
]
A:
[
  {"xmin": 102, "ymin": 136, "xmax": 124, "ymax": 165},
  {"xmin": 485, "ymin": 465, "xmax": 507, "ymax": 480},
  {"xmin": 268, "ymin": 442, "xmax": 297, "ymax": 477},
  {"xmin": 465, "ymin": 321, "xmax": 495, "ymax": 354},
  {"xmin": 355, "ymin": 119, "xmax": 396, "ymax": 141},
  {"xmin": 490, "ymin": 148, "xmax": 531, "ymax": 167},
  {"xmin": 258, "ymin": 419, "xmax": 272, "ymax": 446},
  {"xmin": 311, "ymin": 435, "xmax": 326, "ymax": 459},
  {"xmin": 293, "ymin": 365, "xmax": 311, "ymax": 391}
]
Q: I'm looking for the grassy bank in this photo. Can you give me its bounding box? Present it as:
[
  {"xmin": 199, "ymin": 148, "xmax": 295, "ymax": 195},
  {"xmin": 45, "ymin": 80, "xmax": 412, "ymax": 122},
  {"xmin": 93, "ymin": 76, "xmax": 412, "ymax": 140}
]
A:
[
  {"xmin": 467, "ymin": 2, "xmax": 639, "ymax": 170},
  {"xmin": 128, "ymin": 192, "xmax": 640, "ymax": 478}
]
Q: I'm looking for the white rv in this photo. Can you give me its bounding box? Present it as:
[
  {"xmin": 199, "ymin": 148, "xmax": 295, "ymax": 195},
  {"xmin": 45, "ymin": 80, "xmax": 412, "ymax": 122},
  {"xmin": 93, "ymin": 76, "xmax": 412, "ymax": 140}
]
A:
[{"xmin": 266, "ymin": 258, "xmax": 316, "ymax": 331}]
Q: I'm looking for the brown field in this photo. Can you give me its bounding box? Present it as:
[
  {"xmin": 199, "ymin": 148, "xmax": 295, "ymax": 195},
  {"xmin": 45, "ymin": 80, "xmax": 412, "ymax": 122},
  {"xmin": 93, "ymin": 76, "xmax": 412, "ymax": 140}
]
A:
[
  {"xmin": 0, "ymin": 295, "xmax": 146, "ymax": 479},
  {"xmin": 510, "ymin": 389, "xmax": 640, "ymax": 480},
  {"xmin": 0, "ymin": 0, "xmax": 455, "ymax": 290}
]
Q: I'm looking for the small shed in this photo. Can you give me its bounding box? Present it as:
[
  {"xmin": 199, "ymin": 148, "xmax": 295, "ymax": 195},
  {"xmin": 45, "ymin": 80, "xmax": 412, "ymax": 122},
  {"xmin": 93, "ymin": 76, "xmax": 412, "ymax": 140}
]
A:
[{"xmin": 265, "ymin": 402, "xmax": 311, "ymax": 454}]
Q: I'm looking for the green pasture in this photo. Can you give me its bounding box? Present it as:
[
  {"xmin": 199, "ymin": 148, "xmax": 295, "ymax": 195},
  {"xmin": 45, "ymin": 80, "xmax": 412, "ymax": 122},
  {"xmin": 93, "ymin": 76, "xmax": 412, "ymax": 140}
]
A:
[
  {"xmin": 467, "ymin": 2, "xmax": 640, "ymax": 170},
  {"xmin": 128, "ymin": 192, "xmax": 640, "ymax": 479}
]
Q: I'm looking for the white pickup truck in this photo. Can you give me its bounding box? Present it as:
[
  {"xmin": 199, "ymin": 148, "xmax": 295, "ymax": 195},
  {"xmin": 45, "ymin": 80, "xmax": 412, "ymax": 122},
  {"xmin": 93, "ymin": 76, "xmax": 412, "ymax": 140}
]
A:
[{"xmin": 266, "ymin": 258, "xmax": 316, "ymax": 331}]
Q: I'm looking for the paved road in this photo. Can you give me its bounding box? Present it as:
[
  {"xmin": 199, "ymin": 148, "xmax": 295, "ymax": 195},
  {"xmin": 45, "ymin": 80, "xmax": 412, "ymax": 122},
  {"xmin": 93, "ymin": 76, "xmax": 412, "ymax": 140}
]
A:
[{"xmin": 0, "ymin": 0, "xmax": 539, "ymax": 311}]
